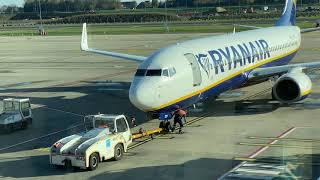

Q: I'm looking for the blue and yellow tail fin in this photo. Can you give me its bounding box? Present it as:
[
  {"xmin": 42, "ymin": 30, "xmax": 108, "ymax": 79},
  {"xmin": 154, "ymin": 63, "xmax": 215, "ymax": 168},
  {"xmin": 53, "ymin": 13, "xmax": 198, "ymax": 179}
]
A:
[{"xmin": 275, "ymin": 0, "xmax": 297, "ymax": 26}]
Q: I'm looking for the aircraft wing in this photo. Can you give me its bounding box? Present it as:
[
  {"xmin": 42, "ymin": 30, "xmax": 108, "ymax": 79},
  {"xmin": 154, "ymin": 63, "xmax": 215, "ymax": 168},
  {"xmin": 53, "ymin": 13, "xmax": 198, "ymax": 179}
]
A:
[
  {"xmin": 81, "ymin": 23, "xmax": 147, "ymax": 62},
  {"xmin": 232, "ymin": 24, "xmax": 263, "ymax": 29},
  {"xmin": 248, "ymin": 62, "xmax": 320, "ymax": 79}
]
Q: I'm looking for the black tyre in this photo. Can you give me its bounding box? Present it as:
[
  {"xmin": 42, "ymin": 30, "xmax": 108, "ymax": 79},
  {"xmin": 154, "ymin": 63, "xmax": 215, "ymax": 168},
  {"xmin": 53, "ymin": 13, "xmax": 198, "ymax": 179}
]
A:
[
  {"xmin": 159, "ymin": 121, "xmax": 165, "ymax": 129},
  {"xmin": 53, "ymin": 165, "xmax": 64, "ymax": 169},
  {"xmin": 114, "ymin": 144, "xmax": 124, "ymax": 161},
  {"xmin": 164, "ymin": 121, "xmax": 172, "ymax": 132},
  {"xmin": 271, "ymin": 89, "xmax": 276, "ymax": 100},
  {"xmin": 27, "ymin": 118, "xmax": 33, "ymax": 125},
  {"xmin": 21, "ymin": 121, "xmax": 28, "ymax": 129},
  {"xmin": 5, "ymin": 124, "xmax": 14, "ymax": 133},
  {"xmin": 88, "ymin": 153, "xmax": 99, "ymax": 171}
]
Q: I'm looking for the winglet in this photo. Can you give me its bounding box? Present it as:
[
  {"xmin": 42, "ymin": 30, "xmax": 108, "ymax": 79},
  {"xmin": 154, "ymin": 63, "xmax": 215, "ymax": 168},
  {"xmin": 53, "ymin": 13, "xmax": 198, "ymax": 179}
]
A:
[{"xmin": 81, "ymin": 23, "xmax": 89, "ymax": 51}]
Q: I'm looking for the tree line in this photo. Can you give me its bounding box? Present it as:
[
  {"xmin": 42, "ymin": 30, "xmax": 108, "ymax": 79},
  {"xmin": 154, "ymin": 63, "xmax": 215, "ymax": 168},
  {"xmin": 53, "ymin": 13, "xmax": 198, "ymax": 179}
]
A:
[
  {"xmin": 1, "ymin": 0, "xmax": 319, "ymax": 13},
  {"xmin": 23, "ymin": 0, "xmax": 122, "ymax": 12}
]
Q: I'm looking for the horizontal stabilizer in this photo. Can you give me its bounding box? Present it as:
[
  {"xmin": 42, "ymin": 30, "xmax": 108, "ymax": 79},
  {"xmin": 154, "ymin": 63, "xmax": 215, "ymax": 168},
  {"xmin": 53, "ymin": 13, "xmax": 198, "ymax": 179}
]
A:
[
  {"xmin": 301, "ymin": 27, "xmax": 320, "ymax": 33},
  {"xmin": 232, "ymin": 24, "xmax": 262, "ymax": 29}
]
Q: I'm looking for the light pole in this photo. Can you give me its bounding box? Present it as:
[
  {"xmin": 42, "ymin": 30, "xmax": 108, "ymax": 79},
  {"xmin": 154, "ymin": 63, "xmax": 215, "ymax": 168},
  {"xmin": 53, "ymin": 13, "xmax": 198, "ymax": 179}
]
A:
[
  {"xmin": 38, "ymin": 0, "xmax": 43, "ymax": 27},
  {"xmin": 165, "ymin": 0, "xmax": 169, "ymax": 32}
]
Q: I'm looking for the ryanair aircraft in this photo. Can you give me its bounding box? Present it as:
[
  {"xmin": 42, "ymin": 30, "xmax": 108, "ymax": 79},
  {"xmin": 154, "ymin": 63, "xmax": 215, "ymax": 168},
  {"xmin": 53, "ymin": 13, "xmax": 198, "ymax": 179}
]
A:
[{"xmin": 81, "ymin": 0, "xmax": 320, "ymax": 119}]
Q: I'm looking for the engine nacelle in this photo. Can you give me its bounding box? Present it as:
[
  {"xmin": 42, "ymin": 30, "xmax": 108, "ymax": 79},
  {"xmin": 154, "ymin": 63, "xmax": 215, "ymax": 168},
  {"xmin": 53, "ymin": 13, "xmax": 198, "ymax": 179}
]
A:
[{"xmin": 272, "ymin": 72, "xmax": 312, "ymax": 103}]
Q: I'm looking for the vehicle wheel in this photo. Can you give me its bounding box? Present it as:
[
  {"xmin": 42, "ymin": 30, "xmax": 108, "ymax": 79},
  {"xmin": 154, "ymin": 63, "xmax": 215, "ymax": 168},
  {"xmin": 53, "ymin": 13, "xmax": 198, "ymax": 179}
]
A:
[
  {"xmin": 114, "ymin": 144, "xmax": 124, "ymax": 161},
  {"xmin": 88, "ymin": 153, "xmax": 99, "ymax": 171},
  {"xmin": 271, "ymin": 89, "xmax": 276, "ymax": 100},
  {"xmin": 5, "ymin": 124, "xmax": 14, "ymax": 133},
  {"xmin": 53, "ymin": 165, "xmax": 64, "ymax": 169},
  {"xmin": 28, "ymin": 118, "xmax": 33, "ymax": 125},
  {"xmin": 159, "ymin": 121, "xmax": 165, "ymax": 129},
  {"xmin": 21, "ymin": 121, "xmax": 28, "ymax": 129},
  {"xmin": 164, "ymin": 121, "xmax": 172, "ymax": 132}
]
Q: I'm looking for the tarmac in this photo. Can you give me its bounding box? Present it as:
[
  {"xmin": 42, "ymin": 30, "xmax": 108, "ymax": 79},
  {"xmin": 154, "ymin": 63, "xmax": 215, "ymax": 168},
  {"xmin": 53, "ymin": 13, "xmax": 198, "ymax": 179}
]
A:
[{"xmin": 0, "ymin": 31, "xmax": 320, "ymax": 180}]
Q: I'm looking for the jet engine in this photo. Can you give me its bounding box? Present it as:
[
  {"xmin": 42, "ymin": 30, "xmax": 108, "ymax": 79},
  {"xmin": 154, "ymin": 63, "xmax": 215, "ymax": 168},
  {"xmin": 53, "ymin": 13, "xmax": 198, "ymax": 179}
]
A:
[{"xmin": 272, "ymin": 71, "xmax": 312, "ymax": 103}]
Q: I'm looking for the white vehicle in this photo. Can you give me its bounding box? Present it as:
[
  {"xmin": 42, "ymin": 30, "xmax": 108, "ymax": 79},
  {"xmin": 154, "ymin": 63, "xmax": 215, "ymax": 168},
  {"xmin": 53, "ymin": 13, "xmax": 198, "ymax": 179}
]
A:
[
  {"xmin": 81, "ymin": 0, "xmax": 320, "ymax": 121},
  {"xmin": 0, "ymin": 98, "xmax": 32, "ymax": 133},
  {"xmin": 50, "ymin": 114, "xmax": 132, "ymax": 170}
]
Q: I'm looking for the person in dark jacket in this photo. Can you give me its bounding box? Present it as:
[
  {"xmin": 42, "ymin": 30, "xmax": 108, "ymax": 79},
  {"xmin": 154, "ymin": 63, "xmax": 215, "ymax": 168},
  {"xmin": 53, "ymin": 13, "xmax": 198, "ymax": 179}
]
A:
[{"xmin": 171, "ymin": 106, "xmax": 187, "ymax": 134}]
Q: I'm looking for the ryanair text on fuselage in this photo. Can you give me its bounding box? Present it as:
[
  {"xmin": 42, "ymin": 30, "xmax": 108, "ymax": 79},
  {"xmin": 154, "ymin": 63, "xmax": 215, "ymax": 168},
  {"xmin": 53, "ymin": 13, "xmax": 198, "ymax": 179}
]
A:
[{"xmin": 196, "ymin": 39, "xmax": 271, "ymax": 77}]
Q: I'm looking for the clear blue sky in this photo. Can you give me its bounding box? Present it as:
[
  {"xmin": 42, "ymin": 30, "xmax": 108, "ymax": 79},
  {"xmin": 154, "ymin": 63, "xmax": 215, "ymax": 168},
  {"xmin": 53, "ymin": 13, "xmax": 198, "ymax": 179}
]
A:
[{"xmin": 0, "ymin": 0, "xmax": 24, "ymax": 7}]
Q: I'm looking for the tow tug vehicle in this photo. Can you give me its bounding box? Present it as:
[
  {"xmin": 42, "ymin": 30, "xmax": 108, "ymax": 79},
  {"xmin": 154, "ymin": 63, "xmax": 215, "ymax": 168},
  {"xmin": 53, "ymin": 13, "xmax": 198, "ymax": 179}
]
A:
[
  {"xmin": 50, "ymin": 114, "xmax": 133, "ymax": 170},
  {"xmin": 0, "ymin": 98, "xmax": 32, "ymax": 133}
]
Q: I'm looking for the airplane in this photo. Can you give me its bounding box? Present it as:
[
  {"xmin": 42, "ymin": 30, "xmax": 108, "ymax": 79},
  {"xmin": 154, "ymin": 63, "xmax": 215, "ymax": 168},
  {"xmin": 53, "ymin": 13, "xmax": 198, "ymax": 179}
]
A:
[{"xmin": 80, "ymin": 0, "xmax": 320, "ymax": 121}]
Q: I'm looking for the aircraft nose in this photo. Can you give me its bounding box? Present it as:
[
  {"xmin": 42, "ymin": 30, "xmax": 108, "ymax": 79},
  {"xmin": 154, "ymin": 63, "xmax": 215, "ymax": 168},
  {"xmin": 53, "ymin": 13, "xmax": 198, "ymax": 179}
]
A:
[{"xmin": 129, "ymin": 82, "xmax": 155, "ymax": 111}]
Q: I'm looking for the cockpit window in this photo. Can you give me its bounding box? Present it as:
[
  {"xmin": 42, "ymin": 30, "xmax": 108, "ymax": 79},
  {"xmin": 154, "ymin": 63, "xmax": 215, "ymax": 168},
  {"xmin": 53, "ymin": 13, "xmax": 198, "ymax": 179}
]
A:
[
  {"xmin": 135, "ymin": 69, "xmax": 146, "ymax": 76},
  {"xmin": 169, "ymin": 67, "xmax": 176, "ymax": 76},
  {"xmin": 146, "ymin": 69, "xmax": 162, "ymax": 76},
  {"xmin": 162, "ymin": 69, "xmax": 169, "ymax": 77},
  {"xmin": 136, "ymin": 68, "xmax": 174, "ymax": 77}
]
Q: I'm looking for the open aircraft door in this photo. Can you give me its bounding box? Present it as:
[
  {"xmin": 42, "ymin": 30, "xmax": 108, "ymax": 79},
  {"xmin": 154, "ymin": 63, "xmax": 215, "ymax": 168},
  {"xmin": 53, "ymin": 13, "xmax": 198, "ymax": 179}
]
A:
[{"xmin": 184, "ymin": 53, "xmax": 202, "ymax": 86}]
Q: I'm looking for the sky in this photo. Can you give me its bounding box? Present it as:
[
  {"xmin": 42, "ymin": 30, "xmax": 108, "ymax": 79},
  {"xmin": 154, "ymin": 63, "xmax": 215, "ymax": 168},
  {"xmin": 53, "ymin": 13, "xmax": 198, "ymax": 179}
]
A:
[{"xmin": 0, "ymin": 0, "xmax": 24, "ymax": 7}]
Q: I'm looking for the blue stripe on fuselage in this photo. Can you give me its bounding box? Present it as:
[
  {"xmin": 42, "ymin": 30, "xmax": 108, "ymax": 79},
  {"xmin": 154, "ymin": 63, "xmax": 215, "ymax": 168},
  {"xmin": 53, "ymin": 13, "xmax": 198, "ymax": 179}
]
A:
[{"xmin": 156, "ymin": 50, "xmax": 298, "ymax": 114}]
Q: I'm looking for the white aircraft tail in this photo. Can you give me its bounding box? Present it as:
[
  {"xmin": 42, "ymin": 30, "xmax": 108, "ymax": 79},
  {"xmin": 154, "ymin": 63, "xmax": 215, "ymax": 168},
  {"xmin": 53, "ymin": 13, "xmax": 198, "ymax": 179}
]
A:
[{"xmin": 81, "ymin": 23, "xmax": 89, "ymax": 51}]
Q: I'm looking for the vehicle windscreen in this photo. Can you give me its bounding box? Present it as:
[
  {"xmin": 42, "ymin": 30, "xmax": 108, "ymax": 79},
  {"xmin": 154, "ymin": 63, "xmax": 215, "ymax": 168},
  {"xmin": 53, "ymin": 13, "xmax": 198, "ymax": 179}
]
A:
[
  {"xmin": 3, "ymin": 101, "xmax": 19, "ymax": 112},
  {"xmin": 94, "ymin": 117, "xmax": 115, "ymax": 132}
]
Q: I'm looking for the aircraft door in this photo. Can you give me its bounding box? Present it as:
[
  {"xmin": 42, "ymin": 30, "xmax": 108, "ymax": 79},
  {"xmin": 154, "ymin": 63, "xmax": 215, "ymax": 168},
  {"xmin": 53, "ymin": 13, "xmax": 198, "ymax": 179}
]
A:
[{"xmin": 184, "ymin": 53, "xmax": 202, "ymax": 86}]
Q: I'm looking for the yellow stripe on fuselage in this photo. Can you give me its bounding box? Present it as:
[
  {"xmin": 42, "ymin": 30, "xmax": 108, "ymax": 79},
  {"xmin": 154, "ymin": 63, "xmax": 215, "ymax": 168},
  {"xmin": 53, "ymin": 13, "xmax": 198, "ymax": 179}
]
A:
[
  {"xmin": 302, "ymin": 89, "xmax": 312, "ymax": 96},
  {"xmin": 147, "ymin": 48, "xmax": 300, "ymax": 111}
]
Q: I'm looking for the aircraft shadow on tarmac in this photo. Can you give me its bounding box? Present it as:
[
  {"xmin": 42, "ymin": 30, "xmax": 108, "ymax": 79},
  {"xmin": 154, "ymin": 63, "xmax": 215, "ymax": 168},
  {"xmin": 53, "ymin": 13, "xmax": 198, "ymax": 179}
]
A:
[
  {"xmin": 2, "ymin": 82, "xmax": 320, "ymax": 153},
  {"xmin": 0, "ymin": 81, "xmax": 148, "ymax": 153},
  {"xmin": 189, "ymin": 92, "xmax": 320, "ymax": 118},
  {"xmin": 89, "ymin": 154, "xmax": 320, "ymax": 179},
  {"xmin": 0, "ymin": 156, "xmax": 238, "ymax": 179}
]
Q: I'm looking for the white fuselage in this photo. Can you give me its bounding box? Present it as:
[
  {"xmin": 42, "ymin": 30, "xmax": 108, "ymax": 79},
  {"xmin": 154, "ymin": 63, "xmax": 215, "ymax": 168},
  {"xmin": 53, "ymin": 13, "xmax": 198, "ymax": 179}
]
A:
[{"xmin": 129, "ymin": 26, "xmax": 301, "ymax": 113}]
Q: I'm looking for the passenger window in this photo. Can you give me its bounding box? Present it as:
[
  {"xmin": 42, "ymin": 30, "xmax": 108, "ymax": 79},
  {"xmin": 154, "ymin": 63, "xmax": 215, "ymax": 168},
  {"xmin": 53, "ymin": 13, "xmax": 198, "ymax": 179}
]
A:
[
  {"xmin": 116, "ymin": 118, "xmax": 128, "ymax": 132},
  {"xmin": 162, "ymin": 69, "xmax": 169, "ymax": 77}
]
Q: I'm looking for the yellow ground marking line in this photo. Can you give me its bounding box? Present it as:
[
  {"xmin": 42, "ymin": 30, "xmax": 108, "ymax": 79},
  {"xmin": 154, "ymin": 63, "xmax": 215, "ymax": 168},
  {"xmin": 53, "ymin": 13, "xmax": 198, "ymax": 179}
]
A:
[
  {"xmin": 31, "ymin": 113, "xmax": 211, "ymax": 153},
  {"xmin": 128, "ymin": 138, "xmax": 153, "ymax": 150},
  {"xmin": 312, "ymin": 48, "xmax": 320, "ymax": 51},
  {"xmin": 248, "ymin": 136, "xmax": 320, "ymax": 143},
  {"xmin": 239, "ymin": 142, "xmax": 318, "ymax": 150},
  {"xmin": 35, "ymin": 147, "xmax": 50, "ymax": 152},
  {"xmin": 153, "ymin": 136, "xmax": 174, "ymax": 139},
  {"xmin": 148, "ymin": 48, "xmax": 299, "ymax": 111}
]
